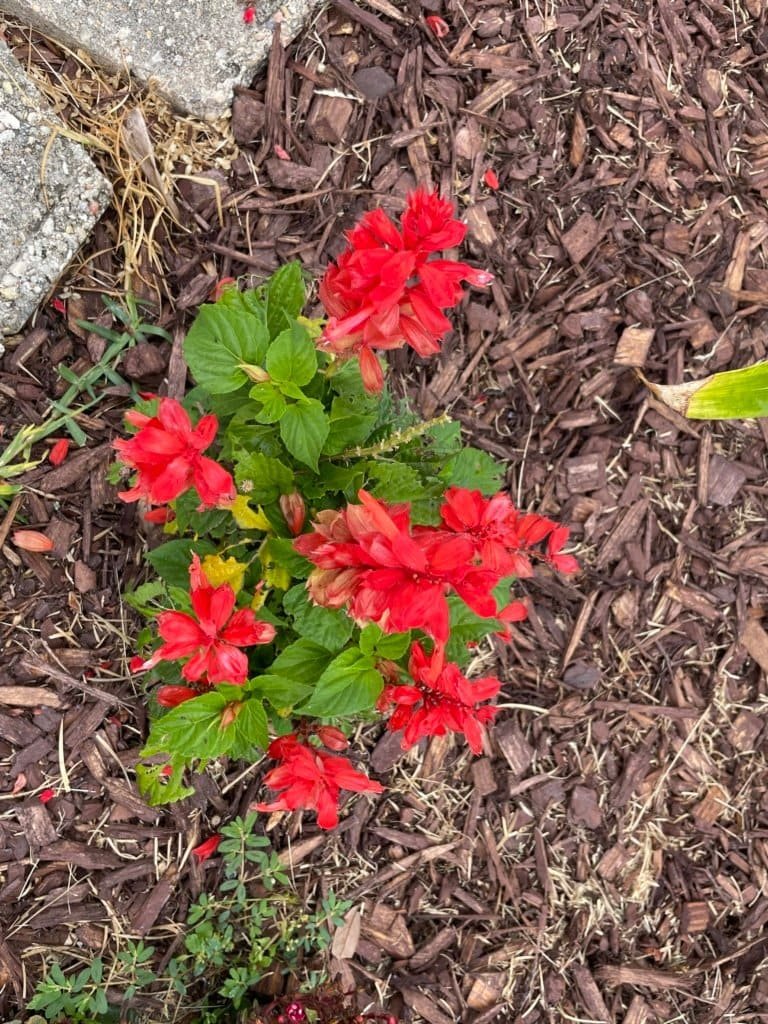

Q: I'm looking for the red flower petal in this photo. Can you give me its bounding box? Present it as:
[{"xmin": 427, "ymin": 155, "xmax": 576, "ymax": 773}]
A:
[
  {"xmin": 13, "ymin": 530, "xmax": 54, "ymax": 553},
  {"xmin": 39, "ymin": 788, "xmax": 55, "ymax": 803},
  {"xmin": 192, "ymin": 834, "xmax": 222, "ymax": 861},
  {"xmin": 425, "ymin": 14, "xmax": 450, "ymax": 37},
  {"xmin": 48, "ymin": 438, "xmax": 70, "ymax": 466}
]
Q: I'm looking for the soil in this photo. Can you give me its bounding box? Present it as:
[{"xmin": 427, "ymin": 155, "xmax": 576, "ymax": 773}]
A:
[{"xmin": 2, "ymin": 2, "xmax": 768, "ymax": 1022}]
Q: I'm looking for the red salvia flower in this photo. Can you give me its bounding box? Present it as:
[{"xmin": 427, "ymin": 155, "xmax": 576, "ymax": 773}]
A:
[
  {"xmin": 192, "ymin": 834, "xmax": 221, "ymax": 862},
  {"xmin": 132, "ymin": 554, "xmax": 275, "ymax": 685},
  {"xmin": 253, "ymin": 734, "xmax": 383, "ymax": 830},
  {"xmin": 378, "ymin": 643, "xmax": 500, "ymax": 754},
  {"xmin": 295, "ymin": 490, "xmax": 500, "ymax": 643},
  {"xmin": 318, "ymin": 189, "xmax": 492, "ymax": 392},
  {"xmin": 439, "ymin": 487, "xmax": 579, "ymax": 578},
  {"xmin": 114, "ymin": 397, "xmax": 235, "ymax": 508}
]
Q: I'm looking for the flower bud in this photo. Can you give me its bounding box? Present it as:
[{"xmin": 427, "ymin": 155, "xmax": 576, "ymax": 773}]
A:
[
  {"xmin": 279, "ymin": 492, "xmax": 306, "ymax": 536},
  {"xmin": 315, "ymin": 725, "xmax": 349, "ymax": 751},
  {"xmin": 219, "ymin": 701, "xmax": 245, "ymax": 730},
  {"xmin": 157, "ymin": 685, "xmax": 198, "ymax": 708}
]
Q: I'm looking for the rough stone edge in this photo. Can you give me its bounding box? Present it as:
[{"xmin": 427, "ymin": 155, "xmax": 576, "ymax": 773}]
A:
[
  {"xmin": 0, "ymin": 1, "xmax": 324, "ymax": 121},
  {"xmin": 0, "ymin": 43, "xmax": 112, "ymax": 339}
]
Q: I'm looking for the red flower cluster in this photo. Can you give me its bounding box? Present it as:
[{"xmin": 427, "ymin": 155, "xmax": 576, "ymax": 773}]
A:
[
  {"xmin": 132, "ymin": 554, "xmax": 275, "ymax": 696},
  {"xmin": 378, "ymin": 643, "xmax": 500, "ymax": 754},
  {"xmin": 114, "ymin": 397, "xmax": 235, "ymax": 508},
  {"xmin": 253, "ymin": 734, "xmax": 384, "ymax": 830},
  {"xmin": 295, "ymin": 488, "xmax": 577, "ymax": 645},
  {"xmin": 318, "ymin": 189, "xmax": 493, "ymax": 392}
]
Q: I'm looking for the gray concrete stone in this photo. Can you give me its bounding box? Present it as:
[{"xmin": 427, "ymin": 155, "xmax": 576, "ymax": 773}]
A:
[
  {"xmin": 0, "ymin": 40, "xmax": 111, "ymax": 340},
  {"xmin": 0, "ymin": 0, "xmax": 323, "ymax": 121}
]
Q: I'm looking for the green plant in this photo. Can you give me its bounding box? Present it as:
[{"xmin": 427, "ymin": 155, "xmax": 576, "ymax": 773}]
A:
[
  {"xmin": 25, "ymin": 815, "xmax": 348, "ymax": 1024},
  {"xmin": 117, "ymin": 244, "xmax": 577, "ymax": 827},
  {"xmin": 0, "ymin": 294, "xmax": 169, "ymax": 502},
  {"xmin": 641, "ymin": 361, "xmax": 768, "ymax": 419}
]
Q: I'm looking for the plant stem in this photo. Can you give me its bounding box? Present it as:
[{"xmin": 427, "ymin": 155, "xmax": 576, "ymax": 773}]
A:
[{"xmin": 333, "ymin": 412, "xmax": 452, "ymax": 460}]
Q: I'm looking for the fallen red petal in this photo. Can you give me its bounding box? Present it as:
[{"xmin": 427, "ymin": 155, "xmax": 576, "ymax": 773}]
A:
[
  {"xmin": 243, "ymin": 6, "xmax": 255, "ymax": 24},
  {"xmin": 192, "ymin": 834, "xmax": 222, "ymax": 862},
  {"xmin": 425, "ymin": 15, "xmax": 450, "ymax": 37},
  {"xmin": 13, "ymin": 530, "xmax": 54, "ymax": 553},
  {"xmin": 48, "ymin": 438, "xmax": 70, "ymax": 466},
  {"xmin": 39, "ymin": 788, "xmax": 55, "ymax": 804},
  {"xmin": 483, "ymin": 169, "xmax": 500, "ymax": 190}
]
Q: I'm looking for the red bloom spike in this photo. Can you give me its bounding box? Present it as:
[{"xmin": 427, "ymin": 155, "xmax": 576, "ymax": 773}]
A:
[
  {"xmin": 132, "ymin": 554, "xmax": 275, "ymax": 685},
  {"xmin": 295, "ymin": 490, "xmax": 502, "ymax": 643},
  {"xmin": 379, "ymin": 643, "xmax": 500, "ymax": 754},
  {"xmin": 253, "ymin": 736, "xmax": 383, "ymax": 829},
  {"xmin": 113, "ymin": 397, "xmax": 235, "ymax": 508},
  {"xmin": 192, "ymin": 834, "xmax": 222, "ymax": 862},
  {"xmin": 317, "ymin": 189, "xmax": 491, "ymax": 391}
]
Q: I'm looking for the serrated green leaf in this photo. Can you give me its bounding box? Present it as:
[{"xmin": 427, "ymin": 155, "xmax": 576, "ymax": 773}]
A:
[
  {"xmin": 184, "ymin": 304, "xmax": 269, "ymax": 394},
  {"xmin": 283, "ymin": 584, "xmax": 354, "ymax": 651},
  {"xmin": 262, "ymin": 536, "xmax": 312, "ymax": 579},
  {"xmin": 440, "ymin": 446, "xmax": 504, "ymax": 494},
  {"xmin": 367, "ymin": 461, "xmax": 423, "ymax": 502},
  {"xmin": 263, "ymin": 263, "xmax": 306, "ymax": 338},
  {"xmin": 142, "ymin": 692, "xmax": 232, "ymax": 760},
  {"xmin": 234, "ymin": 452, "xmax": 293, "ymax": 504},
  {"xmin": 280, "ymin": 399, "xmax": 330, "ymax": 471},
  {"xmin": 249, "ymin": 381, "xmax": 287, "ymax": 423},
  {"xmin": 229, "ymin": 698, "xmax": 269, "ymax": 755},
  {"xmin": 266, "ymin": 324, "xmax": 317, "ymax": 387},
  {"xmin": 124, "ymin": 579, "xmax": 169, "ymax": 617},
  {"xmin": 359, "ymin": 624, "xmax": 411, "ymax": 659},
  {"xmin": 299, "ymin": 648, "xmax": 383, "ymax": 717},
  {"xmin": 322, "ymin": 397, "xmax": 378, "ymax": 455},
  {"xmin": 248, "ymin": 674, "xmax": 313, "ymax": 711},
  {"xmin": 268, "ymin": 638, "xmax": 334, "ymax": 683},
  {"xmin": 145, "ymin": 539, "xmax": 217, "ymax": 589},
  {"xmin": 136, "ymin": 759, "xmax": 196, "ymax": 805},
  {"xmin": 445, "ymin": 597, "xmax": 500, "ymax": 667}
]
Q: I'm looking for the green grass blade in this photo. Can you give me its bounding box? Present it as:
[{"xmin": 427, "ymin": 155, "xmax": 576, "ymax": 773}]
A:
[{"xmin": 687, "ymin": 362, "xmax": 768, "ymax": 419}]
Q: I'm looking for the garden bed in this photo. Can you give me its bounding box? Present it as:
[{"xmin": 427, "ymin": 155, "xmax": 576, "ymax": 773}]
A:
[{"xmin": 1, "ymin": 1, "xmax": 767, "ymax": 1021}]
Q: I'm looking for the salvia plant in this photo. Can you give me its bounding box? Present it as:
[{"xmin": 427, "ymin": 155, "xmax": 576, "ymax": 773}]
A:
[{"xmin": 116, "ymin": 189, "xmax": 579, "ymax": 827}]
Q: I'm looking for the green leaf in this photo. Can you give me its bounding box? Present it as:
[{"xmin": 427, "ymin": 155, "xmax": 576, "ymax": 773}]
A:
[
  {"xmin": 229, "ymin": 698, "xmax": 269, "ymax": 755},
  {"xmin": 248, "ymin": 674, "xmax": 313, "ymax": 711},
  {"xmin": 234, "ymin": 452, "xmax": 293, "ymax": 504},
  {"xmin": 262, "ymin": 536, "xmax": 312, "ymax": 579},
  {"xmin": 249, "ymin": 381, "xmax": 287, "ymax": 423},
  {"xmin": 145, "ymin": 539, "xmax": 217, "ymax": 589},
  {"xmin": 124, "ymin": 579, "xmax": 169, "ymax": 617},
  {"xmin": 268, "ymin": 638, "xmax": 334, "ymax": 683},
  {"xmin": 440, "ymin": 446, "xmax": 504, "ymax": 494},
  {"xmin": 299, "ymin": 648, "xmax": 383, "ymax": 717},
  {"xmin": 359, "ymin": 624, "xmax": 411, "ymax": 660},
  {"xmin": 263, "ymin": 262, "xmax": 306, "ymax": 338},
  {"xmin": 303, "ymin": 462, "xmax": 365, "ymax": 500},
  {"xmin": 426, "ymin": 418, "xmax": 462, "ymax": 454},
  {"xmin": 283, "ymin": 584, "xmax": 354, "ymax": 651},
  {"xmin": 142, "ymin": 692, "xmax": 233, "ymax": 760},
  {"xmin": 266, "ymin": 324, "xmax": 317, "ymax": 387},
  {"xmin": 280, "ymin": 399, "xmax": 330, "ymax": 471},
  {"xmin": 323, "ymin": 397, "xmax": 378, "ymax": 455},
  {"xmin": 445, "ymin": 597, "xmax": 500, "ymax": 667},
  {"xmin": 367, "ymin": 461, "xmax": 423, "ymax": 502},
  {"xmin": 184, "ymin": 304, "xmax": 269, "ymax": 394},
  {"xmin": 646, "ymin": 362, "xmax": 768, "ymax": 419},
  {"xmin": 136, "ymin": 759, "xmax": 195, "ymax": 805}
]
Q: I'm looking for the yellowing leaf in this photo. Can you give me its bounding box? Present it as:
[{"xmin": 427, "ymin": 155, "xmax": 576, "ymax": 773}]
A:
[
  {"xmin": 262, "ymin": 561, "xmax": 292, "ymax": 591},
  {"xmin": 640, "ymin": 362, "xmax": 768, "ymax": 420},
  {"xmin": 229, "ymin": 494, "xmax": 271, "ymax": 531},
  {"xmin": 297, "ymin": 315, "xmax": 324, "ymax": 340},
  {"xmin": 201, "ymin": 555, "xmax": 247, "ymax": 593}
]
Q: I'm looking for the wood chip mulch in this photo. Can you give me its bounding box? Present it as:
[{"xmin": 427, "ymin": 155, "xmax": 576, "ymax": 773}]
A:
[{"xmin": 2, "ymin": 2, "xmax": 768, "ymax": 1021}]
